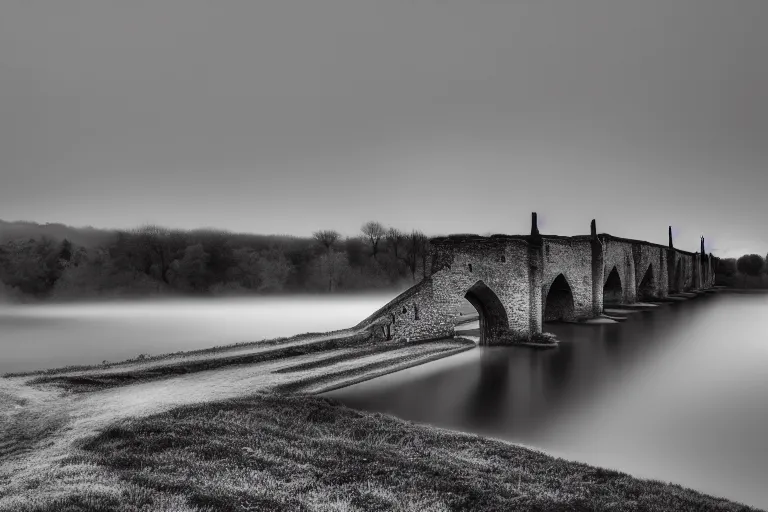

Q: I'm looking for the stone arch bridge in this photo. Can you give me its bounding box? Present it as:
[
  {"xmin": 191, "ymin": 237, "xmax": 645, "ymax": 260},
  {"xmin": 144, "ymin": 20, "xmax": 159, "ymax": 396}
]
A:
[{"xmin": 356, "ymin": 213, "xmax": 715, "ymax": 345}]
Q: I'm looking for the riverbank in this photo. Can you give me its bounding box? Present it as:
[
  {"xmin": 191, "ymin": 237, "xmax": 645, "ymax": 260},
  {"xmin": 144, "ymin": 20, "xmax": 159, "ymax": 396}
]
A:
[
  {"xmin": 0, "ymin": 308, "xmax": 761, "ymax": 510},
  {"xmin": 28, "ymin": 393, "xmax": 768, "ymax": 511}
]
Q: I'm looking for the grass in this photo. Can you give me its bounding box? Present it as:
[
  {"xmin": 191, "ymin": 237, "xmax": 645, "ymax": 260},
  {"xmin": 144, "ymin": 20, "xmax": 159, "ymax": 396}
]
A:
[
  {"xmin": 0, "ymin": 407, "xmax": 70, "ymax": 461},
  {"xmin": 2, "ymin": 392, "xmax": 756, "ymax": 512}
]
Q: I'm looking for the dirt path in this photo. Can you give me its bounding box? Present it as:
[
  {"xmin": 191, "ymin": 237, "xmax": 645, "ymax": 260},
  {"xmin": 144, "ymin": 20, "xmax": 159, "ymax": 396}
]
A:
[{"xmin": 0, "ymin": 338, "xmax": 473, "ymax": 508}]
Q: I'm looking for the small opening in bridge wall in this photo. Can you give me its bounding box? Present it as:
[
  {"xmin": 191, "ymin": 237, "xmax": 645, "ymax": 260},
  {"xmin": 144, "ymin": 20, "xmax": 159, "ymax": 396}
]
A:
[
  {"xmin": 402, "ymin": 306, "xmax": 407, "ymax": 314},
  {"xmin": 468, "ymin": 264, "xmax": 473, "ymax": 272},
  {"xmin": 414, "ymin": 304, "xmax": 419, "ymax": 320},
  {"xmin": 501, "ymin": 255, "xmax": 506, "ymax": 263}
]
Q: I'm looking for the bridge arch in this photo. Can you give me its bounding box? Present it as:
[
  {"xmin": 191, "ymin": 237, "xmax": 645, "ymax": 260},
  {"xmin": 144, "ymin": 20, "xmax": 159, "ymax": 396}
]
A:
[
  {"xmin": 464, "ymin": 280, "xmax": 510, "ymax": 345},
  {"xmin": 603, "ymin": 266, "xmax": 623, "ymax": 305},
  {"xmin": 543, "ymin": 273, "xmax": 575, "ymax": 322},
  {"xmin": 637, "ymin": 263, "xmax": 655, "ymax": 301}
]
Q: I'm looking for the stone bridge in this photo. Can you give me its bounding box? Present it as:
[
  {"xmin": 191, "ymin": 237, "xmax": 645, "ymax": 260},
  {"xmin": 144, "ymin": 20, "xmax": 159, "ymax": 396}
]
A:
[{"xmin": 356, "ymin": 213, "xmax": 715, "ymax": 345}]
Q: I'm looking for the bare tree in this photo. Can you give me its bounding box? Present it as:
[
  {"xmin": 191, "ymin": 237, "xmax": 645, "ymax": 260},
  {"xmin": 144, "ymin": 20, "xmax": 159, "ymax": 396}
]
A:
[
  {"xmin": 361, "ymin": 221, "xmax": 386, "ymax": 259},
  {"xmin": 386, "ymin": 228, "xmax": 428, "ymax": 283},
  {"xmin": 312, "ymin": 230, "xmax": 342, "ymax": 291},
  {"xmin": 386, "ymin": 227, "xmax": 406, "ymax": 261},
  {"xmin": 404, "ymin": 230, "xmax": 428, "ymax": 283},
  {"xmin": 312, "ymin": 230, "xmax": 341, "ymax": 251}
]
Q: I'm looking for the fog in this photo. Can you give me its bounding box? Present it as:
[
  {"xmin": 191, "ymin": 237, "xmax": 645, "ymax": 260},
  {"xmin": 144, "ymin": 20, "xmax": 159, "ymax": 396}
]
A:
[{"xmin": 0, "ymin": 293, "xmax": 395, "ymax": 374}]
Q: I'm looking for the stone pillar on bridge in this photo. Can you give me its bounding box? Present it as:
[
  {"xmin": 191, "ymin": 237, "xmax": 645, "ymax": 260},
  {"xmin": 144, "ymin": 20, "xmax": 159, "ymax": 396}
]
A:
[
  {"xmin": 527, "ymin": 212, "xmax": 544, "ymax": 337},
  {"xmin": 627, "ymin": 255, "xmax": 637, "ymax": 303},
  {"xmin": 667, "ymin": 226, "xmax": 677, "ymax": 293},
  {"xmin": 590, "ymin": 219, "xmax": 605, "ymax": 316},
  {"xmin": 658, "ymin": 249, "xmax": 669, "ymax": 297},
  {"xmin": 699, "ymin": 236, "xmax": 709, "ymax": 288}
]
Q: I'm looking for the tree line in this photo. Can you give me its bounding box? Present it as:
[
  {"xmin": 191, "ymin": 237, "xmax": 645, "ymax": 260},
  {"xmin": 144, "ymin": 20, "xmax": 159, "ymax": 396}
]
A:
[
  {"xmin": 0, "ymin": 221, "xmax": 432, "ymax": 301},
  {"xmin": 2, "ymin": 218, "xmax": 765, "ymax": 302},
  {"xmin": 714, "ymin": 253, "xmax": 768, "ymax": 287}
]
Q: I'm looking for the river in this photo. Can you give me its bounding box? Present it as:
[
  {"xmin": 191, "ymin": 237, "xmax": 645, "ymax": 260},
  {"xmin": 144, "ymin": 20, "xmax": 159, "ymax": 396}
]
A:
[
  {"xmin": 325, "ymin": 292, "xmax": 768, "ymax": 510},
  {"xmin": 0, "ymin": 293, "xmax": 395, "ymax": 375}
]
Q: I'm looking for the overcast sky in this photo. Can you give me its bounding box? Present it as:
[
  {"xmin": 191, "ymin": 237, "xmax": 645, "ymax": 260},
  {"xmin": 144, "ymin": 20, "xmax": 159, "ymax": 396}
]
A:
[{"xmin": 1, "ymin": 1, "xmax": 766, "ymax": 257}]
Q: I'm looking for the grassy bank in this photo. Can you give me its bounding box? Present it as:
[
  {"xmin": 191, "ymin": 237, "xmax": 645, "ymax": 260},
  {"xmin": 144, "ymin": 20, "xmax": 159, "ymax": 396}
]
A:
[{"xmin": 2, "ymin": 392, "xmax": 754, "ymax": 512}]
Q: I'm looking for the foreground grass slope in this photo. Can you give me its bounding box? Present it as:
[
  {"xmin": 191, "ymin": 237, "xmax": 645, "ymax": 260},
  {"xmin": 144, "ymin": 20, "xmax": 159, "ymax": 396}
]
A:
[{"xmin": 5, "ymin": 393, "xmax": 755, "ymax": 512}]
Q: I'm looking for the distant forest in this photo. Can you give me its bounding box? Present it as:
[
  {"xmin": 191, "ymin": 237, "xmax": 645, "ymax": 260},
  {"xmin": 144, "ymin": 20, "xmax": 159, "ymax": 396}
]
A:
[
  {"xmin": 1, "ymin": 219, "xmax": 766, "ymax": 302},
  {"xmin": 0, "ymin": 220, "xmax": 432, "ymax": 302},
  {"xmin": 714, "ymin": 253, "xmax": 768, "ymax": 289}
]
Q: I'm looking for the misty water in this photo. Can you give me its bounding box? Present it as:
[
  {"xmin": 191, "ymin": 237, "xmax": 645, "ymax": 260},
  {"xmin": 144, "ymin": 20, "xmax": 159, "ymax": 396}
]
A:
[
  {"xmin": 1, "ymin": 292, "xmax": 766, "ymax": 508},
  {"xmin": 0, "ymin": 294, "xmax": 395, "ymax": 375},
  {"xmin": 325, "ymin": 292, "xmax": 768, "ymax": 510}
]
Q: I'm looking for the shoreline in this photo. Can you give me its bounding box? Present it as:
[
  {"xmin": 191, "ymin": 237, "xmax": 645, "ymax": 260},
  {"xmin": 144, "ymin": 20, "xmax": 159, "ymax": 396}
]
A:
[{"xmin": 1, "ymin": 289, "xmax": 762, "ymax": 511}]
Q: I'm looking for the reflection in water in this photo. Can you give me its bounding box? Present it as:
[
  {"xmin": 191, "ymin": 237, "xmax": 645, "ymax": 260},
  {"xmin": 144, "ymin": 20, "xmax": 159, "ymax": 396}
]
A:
[
  {"xmin": 464, "ymin": 351, "xmax": 510, "ymax": 427},
  {"xmin": 325, "ymin": 294, "xmax": 768, "ymax": 510}
]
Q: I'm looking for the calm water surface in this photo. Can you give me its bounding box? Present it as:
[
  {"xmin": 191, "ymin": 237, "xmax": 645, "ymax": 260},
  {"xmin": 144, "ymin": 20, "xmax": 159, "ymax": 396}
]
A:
[
  {"xmin": 325, "ymin": 293, "xmax": 768, "ymax": 510},
  {"xmin": 0, "ymin": 294, "xmax": 395, "ymax": 374}
]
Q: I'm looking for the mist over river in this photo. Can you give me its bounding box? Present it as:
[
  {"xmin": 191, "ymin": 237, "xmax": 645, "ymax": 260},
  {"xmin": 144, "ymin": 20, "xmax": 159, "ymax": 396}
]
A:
[
  {"xmin": 0, "ymin": 293, "xmax": 396, "ymax": 375},
  {"xmin": 325, "ymin": 292, "xmax": 768, "ymax": 510},
  {"xmin": 2, "ymin": 291, "xmax": 767, "ymax": 508}
]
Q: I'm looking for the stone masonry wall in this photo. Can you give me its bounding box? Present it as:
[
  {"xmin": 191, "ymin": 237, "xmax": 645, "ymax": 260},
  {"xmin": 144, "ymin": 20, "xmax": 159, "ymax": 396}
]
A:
[
  {"xmin": 658, "ymin": 249, "xmax": 669, "ymax": 296},
  {"xmin": 680, "ymin": 253, "xmax": 694, "ymax": 291},
  {"xmin": 631, "ymin": 243, "xmax": 666, "ymax": 300},
  {"xmin": 601, "ymin": 239, "xmax": 637, "ymax": 304},
  {"xmin": 435, "ymin": 239, "xmax": 532, "ymax": 340},
  {"xmin": 360, "ymin": 238, "xmax": 533, "ymax": 344},
  {"xmin": 541, "ymin": 238, "xmax": 593, "ymax": 319},
  {"xmin": 667, "ymin": 251, "xmax": 696, "ymax": 292}
]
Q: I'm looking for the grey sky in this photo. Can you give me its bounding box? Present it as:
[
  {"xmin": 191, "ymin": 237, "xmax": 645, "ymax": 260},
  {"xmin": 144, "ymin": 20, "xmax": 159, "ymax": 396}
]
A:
[{"xmin": 1, "ymin": 1, "xmax": 766, "ymax": 257}]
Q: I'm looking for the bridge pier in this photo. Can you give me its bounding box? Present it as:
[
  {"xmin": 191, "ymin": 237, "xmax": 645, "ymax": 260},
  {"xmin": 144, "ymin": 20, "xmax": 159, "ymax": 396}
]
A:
[
  {"xmin": 658, "ymin": 249, "xmax": 669, "ymax": 298},
  {"xmin": 590, "ymin": 220, "xmax": 605, "ymax": 316},
  {"xmin": 527, "ymin": 214, "xmax": 544, "ymax": 337},
  {"xmin": 625, "ymin": 250, "xmax": 638, "ymax": 304}
]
